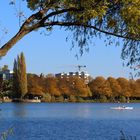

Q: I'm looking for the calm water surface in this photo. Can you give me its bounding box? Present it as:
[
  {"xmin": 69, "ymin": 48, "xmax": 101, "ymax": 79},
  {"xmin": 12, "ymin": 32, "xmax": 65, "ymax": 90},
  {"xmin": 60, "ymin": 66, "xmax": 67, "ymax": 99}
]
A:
[{"xmin": 0, "ymin": 103, "xmax": 140, "ymax": 140}]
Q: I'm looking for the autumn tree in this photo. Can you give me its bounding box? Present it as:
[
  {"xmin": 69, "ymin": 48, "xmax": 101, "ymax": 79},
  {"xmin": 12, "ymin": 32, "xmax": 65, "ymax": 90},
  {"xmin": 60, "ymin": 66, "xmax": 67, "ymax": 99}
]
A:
[
  {"xmin": 132, "ymin": 79, "xmax": 140, "ymax": 98},
  {"xmin": 57, "ymin": 77, "xmax": 71, "ymax": 97},
  {"xmin": 102, "ymin": 81, "xmax": 112, "ymax": 98},
  {"xmin": 70, "ymin": 77, "xmax": 91, "ymax": 98},
  {"xmin": 128, "ymin": 79, "xmax": 137, "ymax": 99},
  {"xmin": 26, "ymin": 73, "xmax": 140, "ymax": 101},
  {"xmin": 13, "ymin": 52, "xmax": 28, "ymax": 98},
  {"xmin": 89, "ymin": 76, "xmax": 112, "ymax": 99},
  {"xmin": 44, "ymin": 77, "xmax": 61, "ymax": 96},
  {"xmin": 117, "ymin": 77, "xmax": 131, "ymax": 98},
  {"xmin": 0, "ymin": 0, "xmax": 139, "ymax": 68},
  {"xmin": 107, "ymin": 77, "xmax": 121, "ymax": 98},
  {"xmin": 27, "ymin": 74, "xmax": 44, "ymax": 97}
]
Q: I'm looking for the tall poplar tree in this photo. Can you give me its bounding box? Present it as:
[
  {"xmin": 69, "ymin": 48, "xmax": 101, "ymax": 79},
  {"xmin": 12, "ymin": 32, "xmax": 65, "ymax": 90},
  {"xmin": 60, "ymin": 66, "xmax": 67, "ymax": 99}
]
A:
[
  {"xmin": 13, "ymin": 59, "xmax": 20, "ymax": 98},
  {"xmin": 13, "ymin": 52, "xmax": 27, "ymax": 98},
  {"xmin": 20, "ymin": 52, "xmax": 28, "ymax": 97}
]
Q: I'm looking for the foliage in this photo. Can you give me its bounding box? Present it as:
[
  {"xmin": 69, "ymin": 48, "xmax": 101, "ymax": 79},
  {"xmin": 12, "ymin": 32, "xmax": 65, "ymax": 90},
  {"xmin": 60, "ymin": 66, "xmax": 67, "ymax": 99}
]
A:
[
  {"xmin": 13, "ymin": 52, "xmax": 28, "ymax": 98},
  {"xmin": 43, "ymin": 77, "xmax": 61, "ymax": 96},
  {"xmin": 0, "ymin": 68, "xmax": 139, "ymax": 102},
  {"xmin": 25, "ymin": 73, "xmax": 140, "ymax": 102},
  {"xmin": 0, "ymin": 80, "xmax": 13, "ymax": 98},
  {"xmin": 0, "ymin": 0, "xmax": 139, "ymax": 69},
  {"xmin": 68, "ymin": 77, "xmax": 91, "ymax": 97},
  {"xmin": 88, "ymin": 76, "xmax": 111, "ymax": 98},
  {"xmin": 107, "ymin": 77, "xmax": 121, "ymax": 97},
  {"xmin": 119, "ymin": 95, "xmax": 126, "ymax": 103},
  {"xmin": 69, "ymin": 95, "xmax": 77, "ymax": 102},
  {"xmin": 56, "ymin": 95, "xmax": 64, "ymax": 102},
  {"xmin": 58, "ymin": 77, "xmax": 71, "ymax": 96},
  {"xmin": 89, "ymin": 76, "xmax": 140, "ymax": 102},
  {"xmin": 77, "ymin": 96, "xmax": 84, "ymax": 102},
  {"xmin": 117, "ymin": 78, "xmax": 131, "ymax": 97},
  {"xmin": 41, "ymin": 93, "xmax": 52, "ymax": 102},
  {"xmin": 99, "ymin": 95, "xmax": 108, "ymax": 103},
  {"xmin": 0, "ymin": 127, "xmax": 13, "ymax": 140},
  {"xmin": 51, "ymin": 95, "xmax": 56, "ymax": 102},
  {"xmin": 27, "ymin": 74, "xmax": 92, "ymax": 99},
  {"xmin": 1, "ymin": 65, "xmax": 8, "ymax": 71}
]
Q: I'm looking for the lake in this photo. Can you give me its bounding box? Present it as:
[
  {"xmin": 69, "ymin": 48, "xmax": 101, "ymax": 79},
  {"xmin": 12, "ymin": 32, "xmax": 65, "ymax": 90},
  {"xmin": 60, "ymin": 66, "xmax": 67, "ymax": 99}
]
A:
[{"xmin": 0, "ymin": 103, "xmax": 140, "ymax": 140}]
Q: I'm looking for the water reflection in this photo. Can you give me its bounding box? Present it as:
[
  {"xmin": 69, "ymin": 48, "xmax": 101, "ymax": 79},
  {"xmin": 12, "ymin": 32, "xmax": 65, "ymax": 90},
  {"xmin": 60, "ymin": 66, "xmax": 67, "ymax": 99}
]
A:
[
  {"xmin": 76, "ymin": 104, "xmax": 92, "ymax": 118},
  {"xmin": 0, "ymin": 103, "xmax": 140, "ymax": 140},
  {"xmin": 10, "ymin": 103, "xmax": 30, "ymax": 140},
  {"xmin": 12, "ymin": 103, "xmax": 27, "ymax": 118}
]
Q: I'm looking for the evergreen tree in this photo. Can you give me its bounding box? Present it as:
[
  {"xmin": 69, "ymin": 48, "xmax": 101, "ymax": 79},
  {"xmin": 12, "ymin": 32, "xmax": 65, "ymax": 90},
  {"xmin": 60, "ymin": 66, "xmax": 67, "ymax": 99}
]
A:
[
  {"xmin": 19, "ymin": 52, "xmax": 28, "ymax": 97},
  {"xmin": 13, "ymin": 52, "xmax": 27, "ymax": 98},
  {"xmin": 13, "ymin": 58, "xmax": 21, "ymax": 98}
]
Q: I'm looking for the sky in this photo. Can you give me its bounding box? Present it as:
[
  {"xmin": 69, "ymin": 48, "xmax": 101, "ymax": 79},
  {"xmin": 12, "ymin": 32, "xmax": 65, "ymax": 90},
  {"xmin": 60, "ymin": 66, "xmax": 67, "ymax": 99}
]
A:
[{"xmin": 0, "ymin": 0, "xmax": 133, "ymax": 79}]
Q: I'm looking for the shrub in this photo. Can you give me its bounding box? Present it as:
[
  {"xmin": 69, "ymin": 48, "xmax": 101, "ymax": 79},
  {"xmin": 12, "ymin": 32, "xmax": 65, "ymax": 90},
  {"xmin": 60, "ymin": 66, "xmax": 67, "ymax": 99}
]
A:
[
  {"xmin": 77, "ymin": 97, "xmax": 85, "ymax": 102},
  {"xmin": 56, "ymin": 95, "xmax": 64, "ymax": 102},
  {"xmin": 69, "ymin": 95, "xmax": 77, "ymax": 102},
  {"xmin": 99, "ymin": 95, "xmax": 108, "ymax": 102},
  {"xmin": 51, "ymin": 95, "xmax": 56, "ymax": 102},
  {"xmin": 42, "ymin": 93, "xmax": 51, "ymax": 102},
  {"xmin": 119, "ymin": 96, "xmax": 126, "ymax": 103}
]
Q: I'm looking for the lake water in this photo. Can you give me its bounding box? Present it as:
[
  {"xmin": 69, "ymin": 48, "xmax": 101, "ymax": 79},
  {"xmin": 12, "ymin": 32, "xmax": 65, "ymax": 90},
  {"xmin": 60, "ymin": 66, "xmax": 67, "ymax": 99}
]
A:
[{"xmin": 0, "ymin": 103, "xmax": 140, "ymax": 140}]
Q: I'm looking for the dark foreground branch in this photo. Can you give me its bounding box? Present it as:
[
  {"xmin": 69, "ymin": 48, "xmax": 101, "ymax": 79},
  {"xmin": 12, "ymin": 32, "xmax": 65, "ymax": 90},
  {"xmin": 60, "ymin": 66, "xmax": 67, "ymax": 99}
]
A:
[{"xmin": 44, "ymin": 21, "xmax": 140, "ymax": 41}]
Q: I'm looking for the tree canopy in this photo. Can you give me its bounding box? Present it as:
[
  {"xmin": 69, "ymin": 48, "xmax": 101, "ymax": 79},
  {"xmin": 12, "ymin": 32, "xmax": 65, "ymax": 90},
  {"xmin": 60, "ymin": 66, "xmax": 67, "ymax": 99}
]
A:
[
  {"xmin": 2, "ymin": 72, "xmax": 140, "ymax": 102},
  {"xmin": 0, "ymin": 0, "xmax": 140, "ymax": 67}
]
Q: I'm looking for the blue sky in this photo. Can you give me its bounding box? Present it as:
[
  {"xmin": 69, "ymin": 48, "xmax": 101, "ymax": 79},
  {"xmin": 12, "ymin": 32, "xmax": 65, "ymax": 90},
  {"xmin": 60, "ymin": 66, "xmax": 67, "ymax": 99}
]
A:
[{"xmin": 0, "ymin": 0, "xmax": 132, "ymax": 79}]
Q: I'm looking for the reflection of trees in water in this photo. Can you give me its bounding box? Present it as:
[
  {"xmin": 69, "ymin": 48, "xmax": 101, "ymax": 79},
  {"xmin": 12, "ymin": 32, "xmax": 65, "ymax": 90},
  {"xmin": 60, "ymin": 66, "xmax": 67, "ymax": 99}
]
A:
[
  {"xmin": 76, "ymin": 105, "xmax": 91, "ymax": 118},
  {"xmin": 12, "ymin": 103, "xmax": 28, "ymax": 140},
  {"xmin": 13, "ymin": 103, "xmax": 27, "ymax": 118}
]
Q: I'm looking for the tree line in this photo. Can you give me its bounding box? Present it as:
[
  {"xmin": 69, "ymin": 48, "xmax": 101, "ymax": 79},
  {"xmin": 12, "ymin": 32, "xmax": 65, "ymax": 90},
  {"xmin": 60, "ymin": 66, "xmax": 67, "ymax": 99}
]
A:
[
  {"xmin": 1, "ymin": 71, "xmax": 140, "ymax": 102},
  {"xmin": 1, "ymin": 52, "xmax": 140, "ymax": 102},
  {"xmin": 89, "ymin": 76, "xmax": 140, "ymax": 102},
  {"xmin": 26, "ymin": 74, "xmax": 140, "ymax": 102}
]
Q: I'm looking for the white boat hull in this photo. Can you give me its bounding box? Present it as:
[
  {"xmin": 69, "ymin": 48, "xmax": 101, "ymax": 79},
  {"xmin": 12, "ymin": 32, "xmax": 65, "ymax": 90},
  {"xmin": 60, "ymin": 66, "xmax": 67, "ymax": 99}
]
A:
[{"xmin": 111, "ymin": 107, "xmax": 133, "ymax": 110}]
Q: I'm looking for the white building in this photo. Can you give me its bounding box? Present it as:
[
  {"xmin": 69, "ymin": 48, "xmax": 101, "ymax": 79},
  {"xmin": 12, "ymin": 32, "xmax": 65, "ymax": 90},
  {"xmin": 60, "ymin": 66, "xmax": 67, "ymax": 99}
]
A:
[
  {"xmin": 55, "ymin": 71, "xmax": 90, "ymax": 84},
  {"xmin": 0, "ymin": 70, "xmax": 13, "ymax": 80}
]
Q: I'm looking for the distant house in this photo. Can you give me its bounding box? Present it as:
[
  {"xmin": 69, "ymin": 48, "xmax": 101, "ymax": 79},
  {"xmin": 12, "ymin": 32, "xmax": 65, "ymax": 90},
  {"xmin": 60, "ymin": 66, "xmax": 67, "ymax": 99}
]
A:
[{"xmin": 0, "ymin": 69, "xmax": 13, "ymax": 80}]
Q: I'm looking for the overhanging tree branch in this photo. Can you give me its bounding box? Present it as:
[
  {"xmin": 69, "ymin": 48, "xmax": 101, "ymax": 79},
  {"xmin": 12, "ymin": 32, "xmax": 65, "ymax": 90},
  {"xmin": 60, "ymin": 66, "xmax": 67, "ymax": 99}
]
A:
[
  {"xmin": 44, "ymin": 21, "xmax": 140, "ymax": 41},
  {"xmin": 0, "ymin": 28, "xmax": 30, "ymax": 56},
  {"xmin": 0, "ymin": 7, "xmax": 84, "ymax": 57},
  {"xmin": 0, "ymin": 2, "xmax": 139, "ymax": 58}
]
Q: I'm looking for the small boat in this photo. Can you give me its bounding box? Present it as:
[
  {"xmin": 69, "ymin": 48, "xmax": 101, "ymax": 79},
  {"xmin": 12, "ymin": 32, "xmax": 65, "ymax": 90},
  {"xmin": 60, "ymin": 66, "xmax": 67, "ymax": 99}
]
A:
[{"xmin": 111, "ymin": 106, "xmax": 133, "ymax": 110}]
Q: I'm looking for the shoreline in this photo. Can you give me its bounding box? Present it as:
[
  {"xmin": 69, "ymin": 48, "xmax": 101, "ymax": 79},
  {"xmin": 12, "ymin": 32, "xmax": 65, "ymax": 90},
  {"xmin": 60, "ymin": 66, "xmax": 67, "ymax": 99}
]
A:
[{"xmin": 1, "ymin": 99, "xmax": 140, "ymax": 103}]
